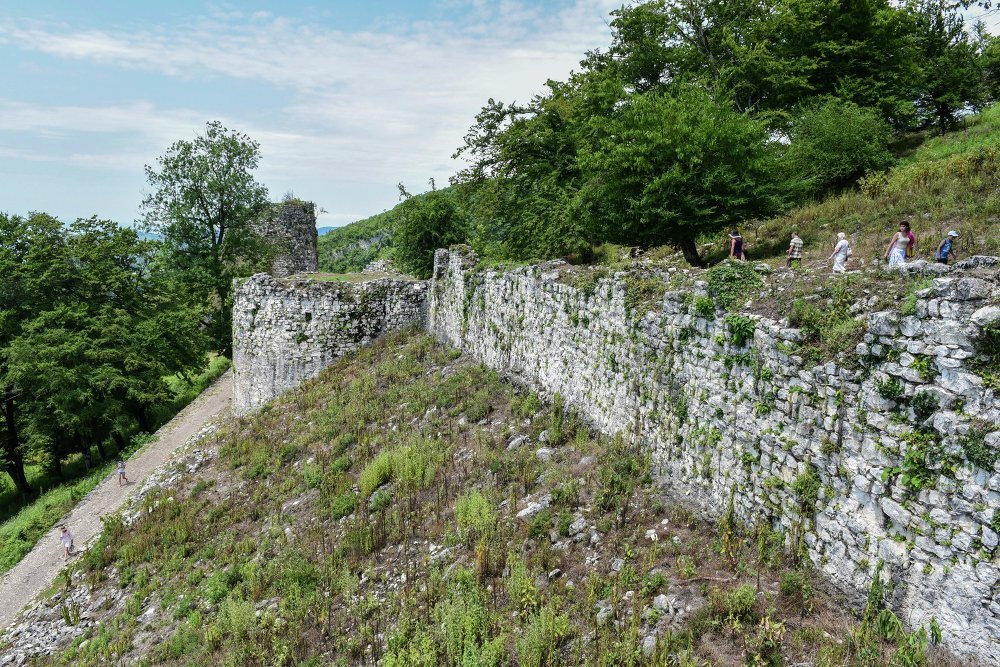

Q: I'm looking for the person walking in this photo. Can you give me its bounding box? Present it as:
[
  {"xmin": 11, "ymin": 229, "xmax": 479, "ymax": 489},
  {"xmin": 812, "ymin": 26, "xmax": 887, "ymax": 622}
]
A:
[
  {"xmin": 935, "ymin": 230, "xmax": 959, "ymax": 265},
  {"xmin": 884, "ymin": 222, "xmax": 912, "ymax": 265},
  {"xmin": 59, "ymin": 525, "xmax": 74, "ymax": 561},
  {"xmin": 786, "ymin": 231, "xmax": 803, "ymax": 268},
  {"xmin": 829, "ymin": 232, "xmax": 851, "ymax": 273},
  {"xmin": 729, "ymin": 231, "xmax": 745, "ymax": 260},
  {"xmin": 117, "ymin": 460, "xmax": 129, "ymax": 487}
]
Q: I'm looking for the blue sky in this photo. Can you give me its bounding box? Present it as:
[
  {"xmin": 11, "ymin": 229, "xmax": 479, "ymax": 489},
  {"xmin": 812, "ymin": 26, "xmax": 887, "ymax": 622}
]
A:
[{"xmin": 0, "ymin": 1, "xmax": 617, "ymax": 228}]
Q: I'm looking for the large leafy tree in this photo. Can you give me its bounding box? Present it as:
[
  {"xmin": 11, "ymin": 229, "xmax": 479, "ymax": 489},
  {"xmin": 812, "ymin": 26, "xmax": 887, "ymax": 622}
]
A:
[
  {"xmin": 912, "ymin": 0, "xmax": 984, "ymax": 132},
  {"xmin": 0, "ymin": 213, "xmax": 66, "ymax": 496},
  {"xmin": 575, "ymin": 86, "xmax": 780, "ymax": 265},
  {"xmin": 0, "ymin": 215, "xmax": 207, "ymax": 492},
  {"xmin": 141, "ymin": 121, "xmax": 272, "ymax": 355}
]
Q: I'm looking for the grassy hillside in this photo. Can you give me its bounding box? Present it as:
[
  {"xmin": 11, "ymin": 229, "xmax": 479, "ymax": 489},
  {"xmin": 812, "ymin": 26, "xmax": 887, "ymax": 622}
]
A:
[
  {"xmin": 20, "ymin": 331, "xmax": 964, "ymax": 667},
  {"xmin": 735, "ymin": 106, "xmax": 1000, "ymax": 266}
]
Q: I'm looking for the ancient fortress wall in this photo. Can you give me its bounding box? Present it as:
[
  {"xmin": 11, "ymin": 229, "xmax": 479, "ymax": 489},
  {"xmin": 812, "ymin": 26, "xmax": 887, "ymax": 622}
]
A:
[
  {"xmin": 232, "ymin": 274, "xmax": 427, "ymax": 414},
  {"xmin": 427, "ymin": 248, "xmax": 1000, "ymax": 663}
]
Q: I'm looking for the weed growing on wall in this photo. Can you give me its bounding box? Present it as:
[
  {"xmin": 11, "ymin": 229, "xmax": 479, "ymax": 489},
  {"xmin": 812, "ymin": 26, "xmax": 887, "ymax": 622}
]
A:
[{"xmin": 705, "ymin": 261, "xmax": 763, "ymax": 311}]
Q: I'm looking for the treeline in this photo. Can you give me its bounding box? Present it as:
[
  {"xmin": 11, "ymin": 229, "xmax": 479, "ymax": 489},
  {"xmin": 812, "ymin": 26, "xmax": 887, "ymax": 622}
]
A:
[
  {"xmin": 0, "ymin": 215, "xmax": 209, "ymax": 497},
  {"xmin": 383, "ymin": 0, "xmax": 1000, "ymax": 275}
]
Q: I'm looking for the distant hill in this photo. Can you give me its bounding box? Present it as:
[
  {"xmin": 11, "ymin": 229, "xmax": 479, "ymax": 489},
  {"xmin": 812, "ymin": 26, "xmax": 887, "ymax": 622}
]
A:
[{"xmin": 317, "ymin": 211, "xmax": 393, "ymax": 273}]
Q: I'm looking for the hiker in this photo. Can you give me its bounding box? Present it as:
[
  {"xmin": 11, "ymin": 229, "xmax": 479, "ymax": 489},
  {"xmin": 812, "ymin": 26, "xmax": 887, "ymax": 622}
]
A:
[
  {"xmin": 786, "ymin": 231, "xmax": 803, "ymax": 268},
  {"xmin": 59, "ymin": 525, "xmax": 74, "ymax": 561},
  {"xmin": 885, "ymin": 222, "xmax": 913, "ymax": 265},
  {"xmin": 729, "ymin": 231, "xmax": 746, "ymax": 260},
  {"xmin": 829, "ymin": 232, "xmax": 851, "ymax": 273},
  {"xmin": 117, "ymin": 460, "xmax": 129, "ymax": 487},
  {"xmin": 935, "ymin": 230, "xmax": 959, "ymax": 265}
]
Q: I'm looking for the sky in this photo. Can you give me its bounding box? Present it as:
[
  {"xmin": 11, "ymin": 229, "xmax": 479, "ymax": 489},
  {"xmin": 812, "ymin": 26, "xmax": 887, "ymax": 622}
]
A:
[{"xmin": 0, "ymin": 0, "xmax": 619, "ymax": 228}]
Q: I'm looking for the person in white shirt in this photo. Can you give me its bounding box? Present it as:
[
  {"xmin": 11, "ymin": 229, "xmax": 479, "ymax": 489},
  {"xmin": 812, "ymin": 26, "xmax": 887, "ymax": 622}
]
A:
[{"xmin": 829, "ymin": 232, "xmax": 850, "ymax": 273}]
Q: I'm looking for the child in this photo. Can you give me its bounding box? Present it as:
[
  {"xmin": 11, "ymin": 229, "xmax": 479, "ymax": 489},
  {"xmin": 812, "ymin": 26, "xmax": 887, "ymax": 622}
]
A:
[
  {"xmin": 935, "ymin": 230, "xmax": 959, "ymax": 265},
  {"xmin": 59, "ymin": 525, "xmax": 74, "ymax": 561},
  {"xmin": 117, "ymin": 459, "xmax": 129, "ymax": 487}
]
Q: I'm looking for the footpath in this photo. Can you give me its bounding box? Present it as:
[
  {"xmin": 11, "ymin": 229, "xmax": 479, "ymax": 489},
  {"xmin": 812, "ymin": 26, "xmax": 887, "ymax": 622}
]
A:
[{"xmin": 0, "ymin": 372, "xmax": 233, "ymax": 631}]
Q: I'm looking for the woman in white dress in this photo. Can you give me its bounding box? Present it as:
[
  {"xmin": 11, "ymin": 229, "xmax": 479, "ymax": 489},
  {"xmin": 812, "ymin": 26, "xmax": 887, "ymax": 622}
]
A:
[
  {"xmin": 829, "ymin": 232, "xmax": 850, "ymax": 273},
  {"xmin": 884, "ymin": 222, "xmax": 911, "ymax": 265}
]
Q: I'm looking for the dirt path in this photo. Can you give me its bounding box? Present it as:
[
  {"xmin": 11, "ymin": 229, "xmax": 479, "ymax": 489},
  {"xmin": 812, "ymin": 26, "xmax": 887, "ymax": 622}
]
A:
[{"xmin": 0, "ymin": 371, "xmax": 233, "ymax": 631}]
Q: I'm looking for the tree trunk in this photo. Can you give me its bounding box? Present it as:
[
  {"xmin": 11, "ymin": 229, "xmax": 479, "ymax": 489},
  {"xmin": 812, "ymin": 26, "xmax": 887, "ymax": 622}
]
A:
[
  {"xmin": 678, "ymin": 237, "xmax": 704, "ymax": 267},
  {"xmin": 130, "ymin": 402, "xmax": 151, "ymax": 433},
  {"xmin": 112, "ymin": 432, "xmax": 127, "ymax": 455},
  {"xmin": 2, "ymin": 391, "xmax": 32, "ymax": 498},
  {"xmin": 94, "ymin": 440, "xmax": 107, "ymax": 461}
]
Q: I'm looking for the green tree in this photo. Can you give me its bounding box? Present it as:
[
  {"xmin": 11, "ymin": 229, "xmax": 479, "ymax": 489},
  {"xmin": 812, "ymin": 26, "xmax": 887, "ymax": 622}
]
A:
[
  {"xmin": 912, "ymin": 0, "xmax": 984, "ymax": 132},
  {"xmin": 782, "ymin": 97, "xmax": 895, "ymax": 198},
  {"xmin": 141, "ymin": 120, "xmax": 272, "ymax": 355},
  {"xmin": 1, "ymin": 215, "xmax": 208, "ymax": 489},
  {"xmin": 393, "ymin": 186, "xmax": 466, "ymax": 279},
  {"xmin": 0, "ymin": 213, "xmax": 67, "ymax": 496},
  {"xmin": 575, "ymin": 86, "xmax": 779, "ymax": 265}
]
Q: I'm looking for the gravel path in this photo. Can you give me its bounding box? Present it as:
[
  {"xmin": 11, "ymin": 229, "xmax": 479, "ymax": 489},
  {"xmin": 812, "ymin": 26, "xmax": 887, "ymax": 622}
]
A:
[{"xmin": 0, "ymin": 371, "xmax": 233, "ymax": 631}]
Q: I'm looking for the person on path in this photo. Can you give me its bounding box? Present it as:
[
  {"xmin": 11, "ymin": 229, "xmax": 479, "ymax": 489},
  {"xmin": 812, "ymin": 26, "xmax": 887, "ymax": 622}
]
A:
[
  {"xmin": 729, "ymin": 231, "xmax": 745, "ymax": 260},
  {"xmin": 59, "ymin": 525, "xmax": 74, "ymax": 561},
  {"xmin": 935, "ymin": 230, "xmax": 959, "ymax": 265},
  {"xmin": 117, "ymin": 460, "xmax": 129, "ymax": 487},
  {"xmin": 829, "ymin": 232, "xmax": 851, "ymax": 273},
  {"xmin": 786, "ymin": 232, "xmax": 803, "ymax": 268},
  {"xmin": 885, "ymin": 222, "xmax": 912, "ymax": 265}
]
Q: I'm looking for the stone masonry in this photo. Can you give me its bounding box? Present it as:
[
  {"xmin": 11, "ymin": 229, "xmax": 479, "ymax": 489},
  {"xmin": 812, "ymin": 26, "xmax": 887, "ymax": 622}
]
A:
[
  {"xmin": 232, "ymin": 274, "xmax": 427, "ymax": 414},
  {"xmin": 255, "ymin": 201, "xmax": 319, "ymax": 277},
  {"xmin": 427, "ymin": 247, "xmax": 1000, "ymax": 664}
]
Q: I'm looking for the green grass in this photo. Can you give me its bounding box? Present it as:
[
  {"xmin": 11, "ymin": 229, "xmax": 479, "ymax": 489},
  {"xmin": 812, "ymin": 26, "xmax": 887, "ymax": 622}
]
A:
[{"xmin": 0, "ymin": 355, "xmax": 230, "ymax": 577}]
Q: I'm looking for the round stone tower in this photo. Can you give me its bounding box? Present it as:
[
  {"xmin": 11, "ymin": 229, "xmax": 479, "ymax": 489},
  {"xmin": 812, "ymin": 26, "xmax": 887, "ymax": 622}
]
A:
[{"xmin": 255, "ymin": 200, "xmax": 319, "ymax": 277}]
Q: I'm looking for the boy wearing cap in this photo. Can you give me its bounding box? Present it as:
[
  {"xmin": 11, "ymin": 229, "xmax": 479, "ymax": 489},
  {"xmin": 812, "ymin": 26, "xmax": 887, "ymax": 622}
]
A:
[{"xmin": 935, "ymin": 231, "xmax": 959, "ymax": 265}]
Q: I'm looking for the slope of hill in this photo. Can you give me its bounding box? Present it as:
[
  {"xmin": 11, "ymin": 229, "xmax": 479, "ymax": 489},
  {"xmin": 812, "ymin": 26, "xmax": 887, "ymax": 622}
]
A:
[
  {"xmin": 317, "ymin": 211, "xmax": 393, "ymax": 273},
  {"xmin": 4, "ymin": 331, "xmax": 968, "ymax": 667},
  {"xmin": 736, "ymin": 106, "xmax": 1000, "ymax": 266}
]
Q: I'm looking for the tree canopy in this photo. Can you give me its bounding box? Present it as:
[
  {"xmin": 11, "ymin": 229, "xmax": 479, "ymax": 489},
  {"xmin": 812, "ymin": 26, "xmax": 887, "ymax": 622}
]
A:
[{"xmin": 141, "ymin": 120, "xmax": 272, "ymax": 355}]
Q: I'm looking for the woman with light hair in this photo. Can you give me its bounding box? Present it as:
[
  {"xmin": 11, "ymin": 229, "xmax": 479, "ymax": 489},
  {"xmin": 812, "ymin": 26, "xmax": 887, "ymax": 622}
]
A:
[{"xmin": 828, "ymin": 232, "xmax": 851, "ymax": 273}]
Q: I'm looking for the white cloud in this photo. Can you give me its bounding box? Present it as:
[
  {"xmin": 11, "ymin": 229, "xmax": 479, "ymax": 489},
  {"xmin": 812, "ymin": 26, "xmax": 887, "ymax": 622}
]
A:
[{"xmin": 0, "ymin": 1, "xmax": 618, "ymax": 225}]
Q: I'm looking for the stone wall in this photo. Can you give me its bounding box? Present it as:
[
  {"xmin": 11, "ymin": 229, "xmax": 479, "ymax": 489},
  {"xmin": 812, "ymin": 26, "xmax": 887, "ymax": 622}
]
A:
[
  {"xmin": 232, "ymin": 274, "xmax": 427, "ymax": 414},
  {"xmin": 428, "ymin": 248, "xmax": 1000, "ymax": 664},
  {"xmin": 255, "ymin": 201, "xmax": 319, "ymax": 277}
]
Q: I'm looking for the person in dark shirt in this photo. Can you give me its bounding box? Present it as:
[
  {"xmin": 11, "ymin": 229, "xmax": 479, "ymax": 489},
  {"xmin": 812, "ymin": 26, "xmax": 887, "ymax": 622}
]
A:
[{"xmin": 729, "ymin": 231, "xmax": 745, "ymax": 260}]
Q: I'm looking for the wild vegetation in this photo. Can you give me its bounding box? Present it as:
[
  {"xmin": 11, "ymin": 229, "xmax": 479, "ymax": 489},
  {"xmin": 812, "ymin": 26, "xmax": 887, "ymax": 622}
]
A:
[
  {"xmin": 16, "ymin": 332, "xmax": 967, "ymax": 667},
  {"xmin": 315, "ymin": 0, "xmax": 1000, "ymax": 273}
]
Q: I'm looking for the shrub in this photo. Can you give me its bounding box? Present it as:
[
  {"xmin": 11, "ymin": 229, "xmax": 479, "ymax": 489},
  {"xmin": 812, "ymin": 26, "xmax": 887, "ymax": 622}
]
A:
[
  {"xmin": 792, "ymin": 465, "xmax": 822, "ymax": 519},
  {"xmin": 783, "ymin": 97, "xmax": 894, "ymax": 198},
  {"xmin": 706, "ymin": 261, "xmax": 764, "ymax": 311},
  {"xmin": 516, "ymin": 605, "xmax": 572, "ymax": 667},
  {"xmin": 454, "ymin": 491, "xmax": 496, "ymax": 542},
  {"xmin": 877, "ymin": 377, "xmax": 905, "ymax": 401},
  {"xmin": 910, "ymin": 391, "xmax": 938, "ymax": 422},
  {"xmin": 693, "ymin": 295, "xmax": 715, "ymax": 318},
  {"xmin": 724, "ymin": 314, "xmax": 756, "ymax": 347}
]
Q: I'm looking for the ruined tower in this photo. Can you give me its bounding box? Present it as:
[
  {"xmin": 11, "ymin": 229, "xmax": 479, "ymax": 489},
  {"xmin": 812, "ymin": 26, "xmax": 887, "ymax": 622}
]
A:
[{"xmin": 255, "ymin": 200, "xmax": 319, "ymax": 277}]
